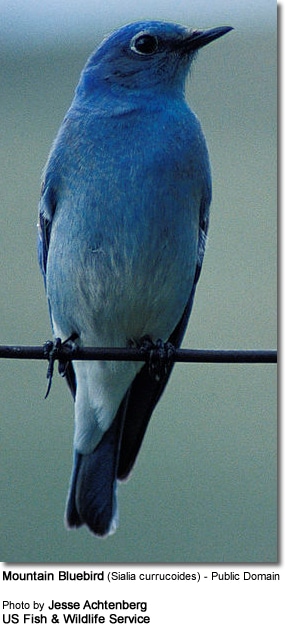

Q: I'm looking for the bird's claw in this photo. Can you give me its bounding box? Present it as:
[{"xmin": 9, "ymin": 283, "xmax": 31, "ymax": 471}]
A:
[
  {"xmin": 43, "ymin": 333, "xmax": 78, "ymax": 398},
  {"xmin": 44, "ymin": 338, "xmax": 62, "ymax": 398},
  {"xmin": 138, "ymin": 336, "xmax": 176, "ymax": 381}
]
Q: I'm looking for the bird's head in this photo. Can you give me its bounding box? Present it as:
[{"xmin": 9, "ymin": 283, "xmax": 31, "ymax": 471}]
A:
[{"xmin": 76, "ymin": 20, "xmax": 232, "ymax": 100}]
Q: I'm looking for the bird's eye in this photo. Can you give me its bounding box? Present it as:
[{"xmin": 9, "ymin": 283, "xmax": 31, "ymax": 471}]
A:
[{"xmin": 130, "ymin": 33, "xmax": 159, "ymax": 55}]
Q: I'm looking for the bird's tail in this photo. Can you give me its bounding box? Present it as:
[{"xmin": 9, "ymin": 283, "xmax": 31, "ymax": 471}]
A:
[{"xmin": 65, "ymin": 406, "xmax": 124, "ymax": 537}]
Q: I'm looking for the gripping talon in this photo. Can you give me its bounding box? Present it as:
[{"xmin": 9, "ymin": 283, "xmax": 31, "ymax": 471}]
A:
[
  {"xmin": 58, "ymin": 334, "xmax": 79, "ymax": 377},
  {"xmin": 43, "ymin": 333, "xmax": 79, "ymax": 398},
  {"xmin": 138, "ymin": 336, "xmax": 176, "ymax": 381},
  {"xmin": 44, "ymin": 338, "xmax": 62, "ymax": 398}
]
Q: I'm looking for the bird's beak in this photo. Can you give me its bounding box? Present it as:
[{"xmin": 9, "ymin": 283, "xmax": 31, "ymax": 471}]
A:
[{"xmin": 181, "ymin": 25, "xmax": 233, "ymax": 52}]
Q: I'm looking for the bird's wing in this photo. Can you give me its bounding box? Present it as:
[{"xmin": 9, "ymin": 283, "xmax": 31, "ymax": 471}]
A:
[
  {"xmin": 38, "ymin": 182, "xmax": 77, "ymax": 398},
  {"xmin": 117, "ymin": 199, "xmax": 210, "ymax": 480},
  {"xmin": 37, "ymin": 184, "xmax": 54, "ymax": 286}
]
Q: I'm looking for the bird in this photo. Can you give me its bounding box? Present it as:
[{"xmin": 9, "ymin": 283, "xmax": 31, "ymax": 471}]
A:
[{"xmin": 38, "ymin": 20, "xmax": 232, "ymax": 537}]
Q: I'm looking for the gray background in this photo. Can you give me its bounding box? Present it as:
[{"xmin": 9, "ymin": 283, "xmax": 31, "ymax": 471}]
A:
[{"xmin": 0, "ymin": 1, "xmax": 277, "ymax": 562}]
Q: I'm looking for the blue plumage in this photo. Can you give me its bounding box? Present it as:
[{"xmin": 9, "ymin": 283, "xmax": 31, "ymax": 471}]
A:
[{"xmin": 38, "ymin": 20, "xmax": 232, "ymax": 536}]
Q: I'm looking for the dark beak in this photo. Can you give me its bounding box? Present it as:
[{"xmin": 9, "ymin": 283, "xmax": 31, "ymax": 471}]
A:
[{"xmin": 182, "ymin": 25, "xmax": 233, "ymax": 52}]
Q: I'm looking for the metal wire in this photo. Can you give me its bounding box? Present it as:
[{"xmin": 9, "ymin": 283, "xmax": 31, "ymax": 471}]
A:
[{"xmin": 0, "ymin": 344, "xmax": 277, "ymax": 364}]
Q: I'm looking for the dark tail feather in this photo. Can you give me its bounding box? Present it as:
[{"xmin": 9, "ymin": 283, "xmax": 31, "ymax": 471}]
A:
[{"xmin": 65, "ymin": 406, "xmax": 125, "ymax": 537}]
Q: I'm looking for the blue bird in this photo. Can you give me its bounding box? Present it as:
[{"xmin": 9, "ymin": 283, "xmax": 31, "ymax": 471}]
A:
[{"xmin": 38, "ymin": 20, "xmax": 232, "ymax": 536}]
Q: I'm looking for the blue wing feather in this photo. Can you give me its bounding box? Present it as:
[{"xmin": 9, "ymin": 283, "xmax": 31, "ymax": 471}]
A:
[{"xmin": 37, "ymin": 183, "xmax": 56, "ymax": 285}]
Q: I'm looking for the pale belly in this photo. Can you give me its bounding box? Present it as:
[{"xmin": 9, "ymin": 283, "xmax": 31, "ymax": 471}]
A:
[{"xmin": 48, "ymin": 218, "xmax": 198, "ymax": 350}]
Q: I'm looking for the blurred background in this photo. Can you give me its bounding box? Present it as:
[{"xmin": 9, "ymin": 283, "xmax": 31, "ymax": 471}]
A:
[{"xmin": 1, "ymin": 0, "xmax": 277, "ymax": 562}]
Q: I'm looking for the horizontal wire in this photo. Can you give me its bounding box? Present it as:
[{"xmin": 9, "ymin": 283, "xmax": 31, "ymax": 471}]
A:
[{"xmin": 0, "ymin": 344, "xmax": 277, "ymax": 364}]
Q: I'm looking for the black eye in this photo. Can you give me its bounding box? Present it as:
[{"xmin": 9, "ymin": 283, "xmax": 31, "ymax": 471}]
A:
[{"xmin": 130, "ymin": 33, "xmax": 159, "ymax": 55}]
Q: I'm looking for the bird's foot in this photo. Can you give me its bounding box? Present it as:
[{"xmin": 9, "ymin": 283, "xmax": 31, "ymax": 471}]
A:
[
  {"xmin": 43, "ymin": 332, "xmax": 79, "ymax": 398},
  {"xmin": 138, "ymin": 336, "xmax": 176, "ymax": 381}
]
